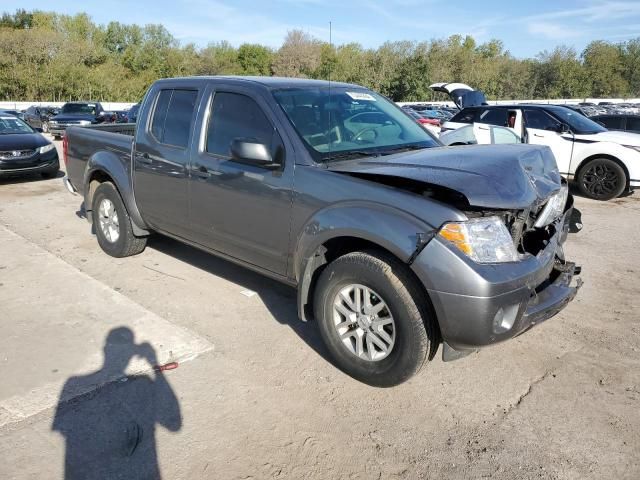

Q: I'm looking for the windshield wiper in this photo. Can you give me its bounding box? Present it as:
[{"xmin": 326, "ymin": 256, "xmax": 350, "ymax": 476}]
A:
[
  {"xmin": 322, "ymin": 150, "xmax": 380, "ymax": 162},
  {"xmin": 378, "ymin": 144, "xmax": 429, "ymax": 155}
]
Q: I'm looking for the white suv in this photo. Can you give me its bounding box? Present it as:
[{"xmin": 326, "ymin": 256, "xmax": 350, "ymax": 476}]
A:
[{"xmin": 432, "ymin": 83, "xmax": 640, "ymax": 200}]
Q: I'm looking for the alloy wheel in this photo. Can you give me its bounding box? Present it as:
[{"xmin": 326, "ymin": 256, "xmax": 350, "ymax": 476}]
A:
[
  {"xmin": 332, "ymin": 284, "xmax": 396, "ymax": 361},
  {"xmin": 98, "ymin": 198, "xmax": 120, "ymax": 243}
]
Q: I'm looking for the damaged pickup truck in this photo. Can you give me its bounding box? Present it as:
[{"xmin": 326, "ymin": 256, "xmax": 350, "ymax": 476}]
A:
[{"xmin": 63, "ymin": 77, "xmax": 582, "ymax": 386}]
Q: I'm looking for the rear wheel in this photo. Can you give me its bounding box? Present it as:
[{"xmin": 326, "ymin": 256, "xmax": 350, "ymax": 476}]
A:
[
  {"xmin": 313, "ymin": 250, "xmax": 435, "ymax": 387},
  {"xmin": 576, "ymin": 157, "xmax": 626, "ymax": 200},
  {"xmin": 92, "ymin": 182, "xmax": 147, "ymax": 258}
]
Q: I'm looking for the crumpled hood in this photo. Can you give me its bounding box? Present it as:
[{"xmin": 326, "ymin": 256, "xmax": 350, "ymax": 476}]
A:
[{"xmin": 327, "ymin": 144, "xmax": 562, "ymax": 210}]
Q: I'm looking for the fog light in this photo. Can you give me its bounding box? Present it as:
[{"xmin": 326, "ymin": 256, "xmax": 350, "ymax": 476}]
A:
[{"xmin": 492, "ymin": 304, "xmax": 520, "ymax": 334}]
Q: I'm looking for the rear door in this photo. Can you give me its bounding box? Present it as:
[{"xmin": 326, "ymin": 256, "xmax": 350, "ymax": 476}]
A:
[
  {"xmin": 627, "ymin": 116, "xmax": 640, "ymax": 133},
  {"xmin": 523, "ymin": 108, "xmax": 574, "ymax": 174},
  {"xmin": 189, "ymin": 87, "xmax": 294, "ymax": 275},
  {"xmin": 133, "ymin": 88, "xmax": 200, "ymax": 235}
]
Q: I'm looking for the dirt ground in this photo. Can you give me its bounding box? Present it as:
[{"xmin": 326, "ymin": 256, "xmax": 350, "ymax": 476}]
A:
[{"xmin": 0, "ymin": 138, "xmax": 639, "ymax": 479}]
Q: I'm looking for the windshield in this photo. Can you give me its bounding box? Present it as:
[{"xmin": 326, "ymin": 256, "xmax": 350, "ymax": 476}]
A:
[
  {"xmin": 547, "ymin": 106, "xmax": 606, "ymax": 134},
  {"xmin": 272, "ymin": 87, "xmax": 440, "ymax": 162},
  {"xmin": 61, "ymin": 103, "xmax": 97, "ymax": 115},
  {"xmin": 0, "ymin": 116, "xmax": 34, "ymax": 134}
]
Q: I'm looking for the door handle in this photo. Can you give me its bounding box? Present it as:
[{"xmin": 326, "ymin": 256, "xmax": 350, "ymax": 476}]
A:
[
  {"xmin": 193, "ymin": 165, "xmax": 211, "ymax": 178},
  {"xmin": 533, "ymin": 133, "xmax": 544, "ymax": 138},
  {"xmin": 136, "ymin": 152, "xmax": 152, "ymax": 164}
]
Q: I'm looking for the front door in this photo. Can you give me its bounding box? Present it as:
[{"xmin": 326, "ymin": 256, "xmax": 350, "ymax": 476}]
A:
[
  {"xmin": 523, "ymin": 109, "xmax": 574, "ymax": 175},
  {"xmin": 133, "ymin": 88, "xmax": 200, "ymax": 235},
  {"xmin": 189, "ymin": 88, "xmax": 294, "ymax": 276}
]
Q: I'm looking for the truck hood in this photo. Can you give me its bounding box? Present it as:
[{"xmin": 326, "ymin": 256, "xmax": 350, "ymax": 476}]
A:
[
  {"xmin": 51, "ymin": 113, "xmax": 97, "ymax": 122},
  {"xmin": 326, "ymin": 144, "xmax": 562, "ymax": 210}
]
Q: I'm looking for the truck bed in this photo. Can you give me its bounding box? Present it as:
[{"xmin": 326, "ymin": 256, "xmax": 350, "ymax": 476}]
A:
[{"xmin": 64, "ymin": 124, "xmax": 135, "ymax": 195}]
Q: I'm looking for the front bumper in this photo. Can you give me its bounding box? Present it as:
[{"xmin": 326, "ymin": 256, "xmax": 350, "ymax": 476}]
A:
[
  {"xmin": 411, "ymin": 205, "xmax": 581, "ymax": 353},
  {"xmin": 0, "ymin": 151, "xmax": 59, "ymax": 177}
]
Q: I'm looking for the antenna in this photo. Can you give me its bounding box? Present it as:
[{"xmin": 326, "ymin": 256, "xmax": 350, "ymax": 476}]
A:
[
  {"xmin": 328, "ymin": 20, "xmax": 333, "ymax": 155},
  {"xmin": 329, "ymin": 21, "xmax": 332, "ymax": 83}
]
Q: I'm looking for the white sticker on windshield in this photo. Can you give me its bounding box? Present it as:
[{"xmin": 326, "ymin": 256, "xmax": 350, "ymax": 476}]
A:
[{"xmin": 346, "ymin": 91, "xmax": 376, "ymax": 101}]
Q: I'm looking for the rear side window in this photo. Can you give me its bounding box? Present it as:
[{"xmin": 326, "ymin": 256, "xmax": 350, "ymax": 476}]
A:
[
  {"xmin": 150, "ymin": 89, "xmax": 198, "ymax": 148},
  {"xmin": 523, "ymin": 109, "xmax": 558, "ymax": 130},
  {"xmin": 206, "ymin": 92, "xmax": 274, "ymax": 157},
  {"xmin": 596, "ymin": 116, "xmax": 624, "ymax": 130},
  {"xmin": 478, "ymin": 108, "xmax": 508, "ymax": 126},
  {"xmin": 627, "ymin": 117, "xmax": 640, "ymax": 132},
  {"xmin": 450, "ymin": 109, "xmax": 477, "ymax": 124}
]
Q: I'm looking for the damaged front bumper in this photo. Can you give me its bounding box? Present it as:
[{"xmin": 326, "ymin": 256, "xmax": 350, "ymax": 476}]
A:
[{"xmin": 411, "ymin": 204, "xmax": 582, "ymax": 360}]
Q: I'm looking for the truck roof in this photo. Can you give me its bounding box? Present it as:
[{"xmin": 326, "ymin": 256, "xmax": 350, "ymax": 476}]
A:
[{"xmin": 154, "ymin": 75, "xmax": 363, "ymax": 90}]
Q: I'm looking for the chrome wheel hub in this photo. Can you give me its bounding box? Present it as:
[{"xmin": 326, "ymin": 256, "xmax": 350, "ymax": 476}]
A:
[
  {"xmin": 332, "ymin": 284, "xmax": 396, "ymax": 362},
  {"xmin": 98, "ymin": 198, "xmax": 120, "ymax": 243}
]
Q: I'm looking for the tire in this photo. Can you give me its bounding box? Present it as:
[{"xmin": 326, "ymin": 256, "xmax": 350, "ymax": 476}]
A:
[
  {"xmin": 313, "ymin": 250, "xmax": 435, "ymax": 387},
  {"xmin": 92, "ymin": 182, "xmax": 147, "ymax": 258},
  {"xmin": 42, "ymin": 121, "xmax": 49, "ymax": 133},
  {"xmin": 576, "ymin": 157, "xmax": 626, "ymax": 200},
  {"xmin": 54, "ymin": 135, "xmax": 61, "ymax": 140}
]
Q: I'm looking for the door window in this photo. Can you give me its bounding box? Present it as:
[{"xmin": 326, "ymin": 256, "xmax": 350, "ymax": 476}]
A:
[
  {"xmin": 449, "ymin": 108, "xmax": 477, "ymax": 124},
  {"xmin": 206, "ymin": 92, "xmax": 274, "ymax": 157},
  {"xmin": 150, "ymin": 89, "xmax": 198, "ymax": 148},
  {"xmin": 627, "ymin": 117, "xmax": 640, "ymax": 133},
  {"xmin": 523, "ymin": 109, "xmax": 559, "ymax": 131},
  {"xmin": 478, "ymin": 108, "xmax": 508, "ymax": 126}
]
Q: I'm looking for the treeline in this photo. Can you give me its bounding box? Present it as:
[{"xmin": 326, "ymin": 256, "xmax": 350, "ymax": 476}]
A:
[{"xmin": 1, "ymin": 9, "xmax": 640, "ymax": 103}]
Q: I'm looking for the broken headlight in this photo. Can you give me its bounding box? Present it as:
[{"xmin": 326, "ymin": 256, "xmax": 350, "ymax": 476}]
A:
[
  {"xmin": 438, "ymin": 216, "xmax": 520, "ymax": 263},
  {"xmin": 534, "ymin": 185, "xmax": 568, "ymax": 228}
]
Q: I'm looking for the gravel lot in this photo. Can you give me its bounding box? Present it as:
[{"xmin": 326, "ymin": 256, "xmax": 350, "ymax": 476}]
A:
[{"xmin": 0, "ymin": 138, "xmax": 639, "ymax": 479}]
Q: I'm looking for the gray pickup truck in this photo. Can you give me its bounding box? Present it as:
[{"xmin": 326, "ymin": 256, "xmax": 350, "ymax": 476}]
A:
[{"xmin": 63, "ymin": 76, "xmax": 582, "ymax": 386}]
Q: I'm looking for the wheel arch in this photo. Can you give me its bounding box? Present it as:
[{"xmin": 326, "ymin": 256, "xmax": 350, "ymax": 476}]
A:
[
  {"xmin": 574, "ymin": 153, "xmax": 630, "ymax": 190},
  {"xmin": 83, "ymin": 152, "xmax": 149, "ymax": 236}
]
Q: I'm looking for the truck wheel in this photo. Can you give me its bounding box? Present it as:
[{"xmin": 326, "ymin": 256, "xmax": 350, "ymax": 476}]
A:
[
  {"xmin": 92, "ymin": 182, "xmax": 147, "ymax": 258},
  {"xmin": 313, "ymin": 250, "xmax": 435, "ymax": 387},
  {"xmin": 576, "ymin": 158, "xmax": 626, "ymax": 200}
]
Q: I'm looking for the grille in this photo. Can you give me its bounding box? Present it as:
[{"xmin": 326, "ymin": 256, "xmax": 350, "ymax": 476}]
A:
[{"xmin": 0, "ymin": 149, "xmax": 36, "ymax": 160}]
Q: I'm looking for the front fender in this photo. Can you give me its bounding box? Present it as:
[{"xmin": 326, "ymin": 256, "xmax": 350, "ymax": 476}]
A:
[
  {"xmin": 83, "ymin": 150, "xmax": 149, "ymax": 234},
  {"xmin": 293, "ymin": 202, "xmax": 437, "ymax": 321}
]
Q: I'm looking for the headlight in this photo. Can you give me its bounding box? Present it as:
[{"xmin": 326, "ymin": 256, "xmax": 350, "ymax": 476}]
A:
[
  {"xmin": 49, "ymin": 120, "xmax": 58, "ymax": 125},
  {"xmin": 534, "ymin": 185, "xmax": 568, "ymax": 228},
  {"xmin": 438, "ymin": 216, "xmax": 519, "ymax": 263},
  {"xmin": 39, "ymin": 144, "xmax": 55, "ymax": 154},
  {"xmin": 78, "ymin": 120, "xmax": 91, "ymax": 125}
]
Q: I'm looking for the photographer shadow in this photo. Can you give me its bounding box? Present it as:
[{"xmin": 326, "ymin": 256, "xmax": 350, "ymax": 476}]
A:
[{"xmin": 52, "ymin": 327, "xmax": 181, "ymax": 480}]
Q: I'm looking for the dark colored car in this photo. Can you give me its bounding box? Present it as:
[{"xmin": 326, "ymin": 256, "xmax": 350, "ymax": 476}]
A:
[
  {"xmin": 23, "ymin": 106, "xmax": 60, "ymax": 133},
  {"xmin": 127, "ymin": 103, "xmax": 140, "ymax": 123},
  {"xmin": 0, "ymin": 113, "xmax": 59, "ymax": 179},
  {"xmin": 0, "ymin": 109, "xmax": 22, "ymax": 118},
  {"xmin": 48, "ymin": 102, "xmax": 108, "ymax": 139},
  {"xmin": 591, "ymin": 115, "xmax": 640, "ymax": 134},
  {"xmin": 63, "ymin": 76, "xmax": 581, "ymax": 387}
]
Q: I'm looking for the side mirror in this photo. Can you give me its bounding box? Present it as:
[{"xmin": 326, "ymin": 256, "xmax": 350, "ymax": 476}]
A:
[
  {"xmin": 230, "ymin": 138, "xmax": 279, "ymax": 169},
  {"xmin": 556, "ymin": 123, "xmax": 571, "ymax": 134}
]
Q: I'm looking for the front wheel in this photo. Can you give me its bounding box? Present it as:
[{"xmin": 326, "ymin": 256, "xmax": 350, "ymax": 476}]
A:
[
  {"xmin": 92, "ymin": 182, "xmax": 147, "ymax": 257},
  {"xmin": 42, "ymin": 121, "xmax": 49, "ymax": 133},
  {"xmin": 313, "ymin": 251, "xmax": 436, "ymax": 387},
  {"xmin": 576, "ymin": 158, "xmax": 626, "ymax": 200}
]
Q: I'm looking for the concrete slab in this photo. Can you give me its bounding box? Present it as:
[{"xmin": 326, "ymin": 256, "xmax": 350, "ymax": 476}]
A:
[{"xmin": 0, "ymin": 225, "xmax": 213, "ymax": 427}]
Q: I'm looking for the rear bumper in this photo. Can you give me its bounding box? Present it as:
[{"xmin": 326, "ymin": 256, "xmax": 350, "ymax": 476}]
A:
[{"xmin": 411, "ymin": 205, "xmax": 581, "ymax": 352}]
